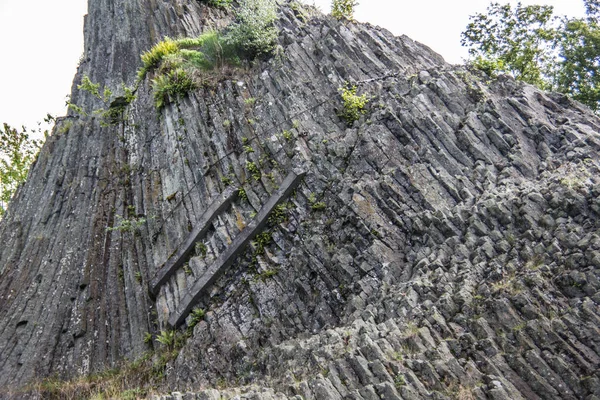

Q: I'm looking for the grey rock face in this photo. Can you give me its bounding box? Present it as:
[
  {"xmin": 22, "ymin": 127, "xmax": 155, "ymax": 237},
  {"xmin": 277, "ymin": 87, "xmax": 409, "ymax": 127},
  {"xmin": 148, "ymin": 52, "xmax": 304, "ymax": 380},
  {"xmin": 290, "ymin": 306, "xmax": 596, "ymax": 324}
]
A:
[{"xmin": 1, "ymin": 1, "xmax": 600, "ymax": 399}]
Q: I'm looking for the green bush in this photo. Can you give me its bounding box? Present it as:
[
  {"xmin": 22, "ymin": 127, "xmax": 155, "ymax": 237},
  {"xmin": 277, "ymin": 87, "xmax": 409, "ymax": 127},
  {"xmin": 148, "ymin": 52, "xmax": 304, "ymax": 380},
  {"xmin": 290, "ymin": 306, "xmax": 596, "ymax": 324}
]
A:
[
  {"xmin": 140, "ymin": 31, "xmax": 239, "ymax": 80},
  {"xmin": 74, "ymin": 76, "xmax": 135, "ymax": 125},
  {"xmin": 338, "ymin": 83, "xmax": 369, "ymax": 125},
  {"xmin": 106, "ymin": 214, "xmax": 147, "ymax": 233},
  {"xmin": 78, "ymin": 75, "xmax": 101, "ymax": 98},
  {"xmin": 139, "ymin": 38, "xmax": 179, "ymax": 79},
  {"xmin": 225, "ymin": 0, "xmax": 278, "ymax": 58},
  {"xmin": 331, "ymin": 0, "xmax": 358, "ymax": 21},
  {"xmin": 140, "ymin": 31, "xmax": 243, "ymax": 109},
  {"xmin": 183, "ymin": 31, "xmax": 240, "ymax": 70},
  {"xmin": 468, "ymin": 55, "xmax": 507, "ymax": 79},
  {"xmin": 138, "ymin": 0, "xmax": 279, "ymax": 109}
]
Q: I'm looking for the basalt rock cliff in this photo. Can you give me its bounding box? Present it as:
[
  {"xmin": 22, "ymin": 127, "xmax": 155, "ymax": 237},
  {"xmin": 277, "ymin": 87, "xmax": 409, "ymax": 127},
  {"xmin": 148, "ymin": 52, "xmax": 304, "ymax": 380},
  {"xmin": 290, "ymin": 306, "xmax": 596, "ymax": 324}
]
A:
[{"xmin": 1, "ymin": 1, "xmax": 600, "ymax": 399}]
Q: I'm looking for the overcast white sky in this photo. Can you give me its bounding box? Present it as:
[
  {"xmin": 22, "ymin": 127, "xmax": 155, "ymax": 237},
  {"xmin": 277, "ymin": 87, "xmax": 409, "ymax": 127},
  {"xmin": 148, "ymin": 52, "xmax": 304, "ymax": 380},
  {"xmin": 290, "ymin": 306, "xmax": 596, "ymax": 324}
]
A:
[{"xmin": 0, "ymin": 0, "xmax": 586, "ymax": 130}]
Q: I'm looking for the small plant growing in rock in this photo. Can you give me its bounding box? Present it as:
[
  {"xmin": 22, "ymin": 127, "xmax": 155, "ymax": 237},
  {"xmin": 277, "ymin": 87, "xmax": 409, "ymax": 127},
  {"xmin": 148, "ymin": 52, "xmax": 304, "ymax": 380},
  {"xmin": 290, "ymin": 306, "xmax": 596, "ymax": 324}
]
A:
[
  {"xmin": 311, "ymin": 201, "xmax": 327, "ymax": 211},
  {"xmin": 195, "ymin": 241, "xmax": 208, "ymax": 257},
  {"xmin": 155, "ymin": 330, "xmax": 176, "ymax": 350},
  {"xmin": 253, "ymin": 231, "xmax": 273, "ymax": 254},
  {"xmin": 308, "ymin": 193, "xmax": 326, "ymax": 211},
  {"xmin": 394, "ymin": 374, "xmax": 406, "ymax": 389},
  {"xmin": 121, "ymin": 388, "xmax": 144, "ymax": 400},
  {"xmin": 268, "ymin": 202, "xmax": 290, "ymax": 225},
  {"xmin": 221, "ymin": 176, "xmax": 233, "ymax": 186},
  {"xmin": 401, "ymin": 322, "xmax": 420, "ymax": 338},
  {"xmin": 183, "ymin": 263, "xmax": 192, "ymax": 275},
  {"xmin": 282, "ymin": 130, "xmax": 293, "ymax": 141},
  {"xmin": 152, "ymin": 68, "xmax": 196, "ymax": 109},
  {"xmin": 257, "ymin": 268, "xmax": 278, "ymax": 281},
  {"xmin": 338, "ymin": 83, "xmax": 369, "ymax": 126},
  {"xmin": 238, "ymin": 188, "xmax": 248, "ymax": 202},
  {"xmin": 106, "ymin": 215, "xmax": 147, "ymax": 233},
  {"xmin": 331, "ymin": 0, "xmax": 358, "ymax": 21},
  {"xmin": 58, "ymin": 120, "xmax": 73, "ymax": 135},
  {"xmin": 246, "ymin": 161, "xmax": 261, "ymax": 181},
  {"xmin": 199, "ymin": 0, "xmax": 231, "ymax": 8},
  {"xmin": 188, "ymin": 308, "xmax": 206, "ymax": 329},
  {"xmin": 78, "ymin": 75, "xmax": 104, "ymax": 100},
  {"xmin": 75, "ymin": 76, "xmax": 135, "ymax": 125},
  {"xmin": 449, "ymin": 384, "xmax": 476, "ymax": 400}
]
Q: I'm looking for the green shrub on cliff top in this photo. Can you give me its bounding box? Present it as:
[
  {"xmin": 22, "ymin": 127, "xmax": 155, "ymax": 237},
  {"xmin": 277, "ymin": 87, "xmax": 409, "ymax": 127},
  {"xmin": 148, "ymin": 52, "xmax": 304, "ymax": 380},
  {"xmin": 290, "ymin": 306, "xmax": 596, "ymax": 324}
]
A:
[
  {"xmin": 332, "ymin": 0, "xmax": 358, "ymax": 21},
  {"xmin": 138, "ymin": 38, "xmax": 180, "ymax": 80},
  {"xmin": 225, "ymin": 0, "xmax": 278, "ymax": 58},
  {"xmin": 138, "ymin": 0, "xmax": 278, "ymax": 82},
  {"xmin": 138, "ymin": 0, "xmax": 279, "ymax": 109}
]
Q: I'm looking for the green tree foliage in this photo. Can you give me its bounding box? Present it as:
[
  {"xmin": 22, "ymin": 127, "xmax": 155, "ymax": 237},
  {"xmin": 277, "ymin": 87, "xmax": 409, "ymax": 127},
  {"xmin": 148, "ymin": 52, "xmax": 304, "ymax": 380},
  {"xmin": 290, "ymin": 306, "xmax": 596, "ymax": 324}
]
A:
[
  {"xmin": 461, "ymin": 2, "xmax": 556, "ymax": 88},
  {"xmin": 331, "ymin": 0, "xmax": 358, "ymax": 21},
  {"xmin": 0, "ymin": 123, "xmax": 43, "ymax": 217},
  {"xmin": 462, "ymin": 0, "xmax": 600, "ymax": 111},
  {"xmin": 553, "ymin": 12, "xmax": 600, "ymax": 108}
]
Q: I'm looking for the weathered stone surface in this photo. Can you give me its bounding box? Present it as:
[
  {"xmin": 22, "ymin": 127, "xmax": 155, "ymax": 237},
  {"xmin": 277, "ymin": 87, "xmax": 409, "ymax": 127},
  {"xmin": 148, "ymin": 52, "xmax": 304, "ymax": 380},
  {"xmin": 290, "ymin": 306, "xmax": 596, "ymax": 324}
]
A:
[
  {"xmin": 168, "ymin": 169, "xmax": 306, "ymax": 327},
  {"xmin": 150, "ymin": 185, "xmax": 239, "ymax": 296},
  {"xmin": 0, "ymin": 0, "xmax": 599, "ymax": 399}
]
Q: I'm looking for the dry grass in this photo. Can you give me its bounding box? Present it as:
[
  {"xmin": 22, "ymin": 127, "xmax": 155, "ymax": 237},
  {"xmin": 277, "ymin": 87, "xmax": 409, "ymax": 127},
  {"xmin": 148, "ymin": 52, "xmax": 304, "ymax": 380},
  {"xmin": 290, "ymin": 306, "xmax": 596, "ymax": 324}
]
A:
[{"xmin": 7, "ymin": 348, "xmax": 181, "ymax": 400}]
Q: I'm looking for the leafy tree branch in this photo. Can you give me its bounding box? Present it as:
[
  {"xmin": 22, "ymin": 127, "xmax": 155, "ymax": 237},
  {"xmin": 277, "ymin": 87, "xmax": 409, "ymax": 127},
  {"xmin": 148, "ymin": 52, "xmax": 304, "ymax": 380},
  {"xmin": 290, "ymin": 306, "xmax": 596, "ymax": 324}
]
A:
[
  {"xmin": 462, "ymin": 0, "xmax": 600, "ymax": 112},
  {"xmin": 0, "ymin": 123, "xmax": 44, "ymax": 217}
]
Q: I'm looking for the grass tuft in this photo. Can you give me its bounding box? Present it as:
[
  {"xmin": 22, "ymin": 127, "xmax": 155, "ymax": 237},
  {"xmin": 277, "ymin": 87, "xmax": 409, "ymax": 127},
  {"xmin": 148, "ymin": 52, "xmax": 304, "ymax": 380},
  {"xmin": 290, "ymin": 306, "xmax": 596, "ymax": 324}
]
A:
[{"xmin": 152, "ymin": 68, "xmax": 196, "ymax": 109}]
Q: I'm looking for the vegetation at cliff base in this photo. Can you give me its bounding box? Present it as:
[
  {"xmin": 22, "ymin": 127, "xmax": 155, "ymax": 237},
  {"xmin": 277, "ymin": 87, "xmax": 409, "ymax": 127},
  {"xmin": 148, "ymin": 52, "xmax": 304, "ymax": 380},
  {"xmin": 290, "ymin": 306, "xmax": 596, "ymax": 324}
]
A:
[
  {"xmin": 21, "ymin": 328, "xmax": 193, "ymax": 399},
  {"xmin": 0, "ymin": 123, "xmax": 43, "ymax": 217},
  {"xmin": 462, "ymin": 0, "xmax": 600, "ymax": 111}
]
